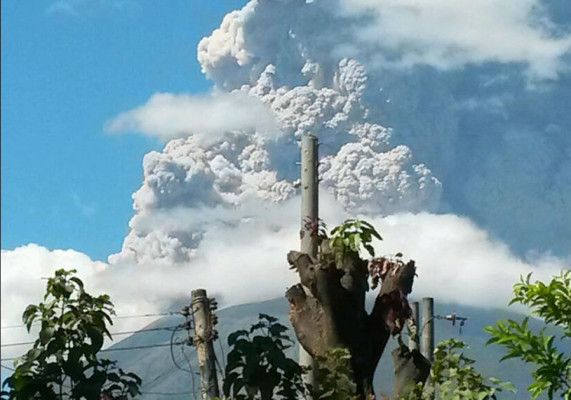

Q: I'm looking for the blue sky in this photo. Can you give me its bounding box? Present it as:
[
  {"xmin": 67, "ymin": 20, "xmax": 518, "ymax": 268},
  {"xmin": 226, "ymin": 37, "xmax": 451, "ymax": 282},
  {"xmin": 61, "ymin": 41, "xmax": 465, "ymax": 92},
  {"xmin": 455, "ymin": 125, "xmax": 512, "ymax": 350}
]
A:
[
  {"xmin": 2, "ymin": 0, "xmax": 570, "ymax": 389},
  {"xmin": 1, "ymin": 0, "xmax": 246, "ymax": 261}
]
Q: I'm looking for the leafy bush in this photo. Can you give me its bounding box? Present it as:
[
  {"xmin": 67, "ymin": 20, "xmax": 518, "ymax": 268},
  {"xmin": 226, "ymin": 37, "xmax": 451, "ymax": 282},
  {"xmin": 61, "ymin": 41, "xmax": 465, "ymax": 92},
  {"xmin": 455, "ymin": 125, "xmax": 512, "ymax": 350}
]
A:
[
  {"xmin": 1, "ymin": 269, "xmax": 141, "ymax": 400},
  {"xmin": 312, "ymin": 348, "xmax": 358, "ymax": 400},
  {"xmin": 221, "ymin": 314, "xmax": 305, "ymax": 400},
  {"xmin": 220, "ymin": 315, "xmax": 359, "ymax": 400},
  {"xmin": 407, "ymin": 339, "xmax": 514, "ymax": 400},
  {"xmin": 485, "ymin": 271, "xmax": 571, "ymax": 399}
]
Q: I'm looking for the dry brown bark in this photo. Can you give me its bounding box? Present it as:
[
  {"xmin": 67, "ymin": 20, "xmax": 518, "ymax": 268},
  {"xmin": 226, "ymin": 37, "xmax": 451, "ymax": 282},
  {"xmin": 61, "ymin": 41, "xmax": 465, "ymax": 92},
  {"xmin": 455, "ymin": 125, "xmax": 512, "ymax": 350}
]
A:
[{"xmin": 285, "ymin": 240, "xmax": 430, "ymax": 399}]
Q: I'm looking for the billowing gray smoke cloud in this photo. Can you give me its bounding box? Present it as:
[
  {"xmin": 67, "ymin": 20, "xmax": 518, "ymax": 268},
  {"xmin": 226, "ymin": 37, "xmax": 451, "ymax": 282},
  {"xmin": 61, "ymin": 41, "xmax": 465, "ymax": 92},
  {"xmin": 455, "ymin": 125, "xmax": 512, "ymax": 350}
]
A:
[
  {"xmin": 192, "ymin": 0, "xmax": 571, "ymax": 256},
  {"xmin": 111, "ymin": 0, "xmax": 571, "ymax": 265},
  {"xmin": 111, "ymin": 0, "xmax": 448, "ymax": 264}
]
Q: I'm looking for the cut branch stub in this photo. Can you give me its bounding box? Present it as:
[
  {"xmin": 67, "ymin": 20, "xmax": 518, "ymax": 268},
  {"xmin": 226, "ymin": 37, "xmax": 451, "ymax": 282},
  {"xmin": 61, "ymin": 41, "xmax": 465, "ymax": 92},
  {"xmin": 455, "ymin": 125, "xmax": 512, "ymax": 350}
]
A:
[
  {"xmin": 371, "ymin": 258, "xmax": 416, "ymax": 335},
  {"xmin": 391, "ymin": 346, "xmax": 431, "ymax": 399}
]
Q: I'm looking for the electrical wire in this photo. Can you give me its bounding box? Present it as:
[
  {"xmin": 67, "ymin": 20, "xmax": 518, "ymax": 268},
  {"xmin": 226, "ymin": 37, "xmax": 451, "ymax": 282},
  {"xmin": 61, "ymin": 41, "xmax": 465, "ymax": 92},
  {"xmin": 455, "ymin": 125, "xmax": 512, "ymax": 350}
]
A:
[
  {"xmin": 0, "ymin": 342, "xmax": 181, "ymax": 362},
  {"xmin": 100, "ymin": 343, "xmax": 178, "ymax": 353},
  {"xmin": 114, "ymin": 311, "xmax": 180, "ymax": 319},
  {"xmin": 217, "ymin": 336, "xmax": 226, "ymax": 371},
  {"xmin": 143, "ymin": 363, "xmax": 178, "ymax": 387},
  {"xmin": 1, "ymin": 325, "xmax": 180, "ymax": 348},
  {"xmin": 141, "ymin": 390, "xmax": 194, "ymax": 396},
  {"xmin": 213, "ymin": 345, "xmax": 225, "ymax": 381},
  {"xmin": 0, "ymin": 324, "xmax": 33, "ymax": 330},
  {"xmin": 169, "ymin": 327, "xmax": 192, "ymax": 373},
  {"xmin": 140, "ymin": 348, "xmax": 198, "ymax": 400},
  {"xmin": 0, "ymin": 341, "xmax": 34, "ymax": 348},
  {"xmin": 179, "ymin": 346, "xmax": 198, "ymax": 400},
  {"xmin": 179, "ymin": 346, "xmax": 193, "ymax": 373},
  {"xmin": 1, "ymin": 311, "xmax": 181, "ymax": 329},
  {"xmin": 1, "ymin": 364, "xmax": 15, "ymax": 371},
  {"xmin": 107, "ymin": 325, "xmax": 180, "ymax": 336}
]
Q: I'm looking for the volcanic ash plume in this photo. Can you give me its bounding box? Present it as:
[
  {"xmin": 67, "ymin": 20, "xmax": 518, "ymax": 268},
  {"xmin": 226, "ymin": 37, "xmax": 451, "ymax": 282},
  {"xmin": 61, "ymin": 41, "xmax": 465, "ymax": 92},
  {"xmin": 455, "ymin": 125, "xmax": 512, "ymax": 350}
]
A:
[
  {"xmin": 113, "ymin": 0, "xmax": 571, "ymax": 265},
  {"xmin": 111, "ymin": 2, "xmax": 442, "ymax": 265}
]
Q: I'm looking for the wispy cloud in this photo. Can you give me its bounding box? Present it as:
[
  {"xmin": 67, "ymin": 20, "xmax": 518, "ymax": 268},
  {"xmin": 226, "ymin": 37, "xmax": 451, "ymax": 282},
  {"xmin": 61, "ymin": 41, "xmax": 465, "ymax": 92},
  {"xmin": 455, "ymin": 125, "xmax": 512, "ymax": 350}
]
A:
[
  {"xmin": 105, "ymin": 92, "xmax": 281, "ymax": 144},
  {"xmin": 47, "ymin": 0, "xmax": 137, "ymax": 16},
  {"xmin": 71, "ymin": 193, "xmax": 97, "ymax": 218},
  {"xmin": 338, "ymin": 0, "xmax": 571, "ymax": 80}
]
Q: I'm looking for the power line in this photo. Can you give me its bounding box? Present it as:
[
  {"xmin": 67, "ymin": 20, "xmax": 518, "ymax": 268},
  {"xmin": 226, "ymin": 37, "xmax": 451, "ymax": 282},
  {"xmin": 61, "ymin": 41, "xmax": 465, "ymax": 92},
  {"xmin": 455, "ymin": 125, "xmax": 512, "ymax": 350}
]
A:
[
  {"xmin": 1, "ymin": 311, "xmax": 182, "ymax": 329},
  {"xmin": 179, "ymin": 347, "xmax": 199, "ymax": 400},
  {"xmin": 0, "ymin": 324, "xmax": 33, "ymax": 330},
  {"xmin": 0, "ymin": 341, "xmax": 34, "ymax": 348},
  {"xmin": 100, "ymin": 343, "xmax": 180, "ymax": 353},
  {"xmin": 1, "ymin": 342, "xmax": 183, "ymax": 361},
  {"xmin": 108, "ymin": 325, "xmax": 180, "ymax": 337},
  {"xmin": 1, "ymin": 364, "xmax": 15, "ymax": 371},
  {"xmin": 170, "ymin": 327, "xmax": 192, "ymax": 373},
  {"xmin": 143, "ymin": 363, "xmax": 178, "ymax": 387},
  {"xmin": 141, "ymin": 390, "xmax": 195, "ymax": 396},
  {"xmin": 1, "ymin": 325, "xmax": 181, "ymax": 348},
  {"xmin": 114, "ymin": 311, "xmax": 180, "ymax": 319},
  {"xmin": 217, "ymin": 337, "xmax": 226, "ymax": 371}
]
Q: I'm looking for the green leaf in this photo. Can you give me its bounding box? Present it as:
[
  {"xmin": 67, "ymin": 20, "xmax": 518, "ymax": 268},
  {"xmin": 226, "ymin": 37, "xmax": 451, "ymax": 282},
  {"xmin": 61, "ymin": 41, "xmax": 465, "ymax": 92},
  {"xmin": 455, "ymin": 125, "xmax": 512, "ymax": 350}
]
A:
[
  {"xmin": 39, "ymin": 327, "xmax": 55, "ymax": 345},
  {"xmin": 228, "ymin": 330, "xmax": 249, "ymax": 346},
  {"xmin": 86, "ymin": 326, "xmax": 104, "ymax": 353},
  {"xmin": 259, "ymin": 313, "xmax": 278, "ymax": 323}
]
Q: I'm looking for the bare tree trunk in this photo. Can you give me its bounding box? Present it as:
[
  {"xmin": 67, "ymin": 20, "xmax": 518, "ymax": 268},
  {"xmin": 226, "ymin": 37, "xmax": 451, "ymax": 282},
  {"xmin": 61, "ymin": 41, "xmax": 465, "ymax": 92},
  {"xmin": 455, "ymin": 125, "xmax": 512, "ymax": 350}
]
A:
[{"xmin": 286, "ymin": 242, "xmax": 430, "ymax": 399}]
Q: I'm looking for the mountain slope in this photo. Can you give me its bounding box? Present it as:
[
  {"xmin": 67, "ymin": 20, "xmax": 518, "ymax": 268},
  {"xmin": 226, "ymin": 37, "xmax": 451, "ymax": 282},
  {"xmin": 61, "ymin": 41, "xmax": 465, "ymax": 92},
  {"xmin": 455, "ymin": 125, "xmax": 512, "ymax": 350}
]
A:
[{"xmin": 105, "ymin": 297, "xmax": 566, "ymax": 399}]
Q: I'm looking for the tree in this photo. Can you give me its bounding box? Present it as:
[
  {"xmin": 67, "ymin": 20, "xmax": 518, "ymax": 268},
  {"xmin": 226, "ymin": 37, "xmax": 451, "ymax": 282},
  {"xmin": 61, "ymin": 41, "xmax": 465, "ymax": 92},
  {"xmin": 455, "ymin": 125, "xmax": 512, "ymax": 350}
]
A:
[
  {"xmin": 484, "ymin": 270, "xmax": 571, "ymax": 399},
  {"xmin": 286, "ymin": 219, "xmax": 430, "ymax": 399},
  {"xmin": 1, "ymin": 269, "xmax": 141, "ymax": 400}
]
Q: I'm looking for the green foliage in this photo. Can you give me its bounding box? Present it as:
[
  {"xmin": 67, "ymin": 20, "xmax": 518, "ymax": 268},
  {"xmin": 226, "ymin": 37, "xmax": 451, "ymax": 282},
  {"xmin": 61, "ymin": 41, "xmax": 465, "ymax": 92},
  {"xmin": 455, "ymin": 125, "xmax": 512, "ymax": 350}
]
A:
[
  {"xmin": 312, "ymin": 348, "xmax": 358, "ymax": 400},
  {"xmin": 1, "ymin": 269, "xmax": 141, "ymax": 400},
  {"xmin": 222, "ymin": 314, "xmax": 306, "ymax": 400},
  {"xmin": 484, "ymin": 271, "xmax": 571, "ymax": 399},
  {"xmin": 510, "ymin": 270, "xmax": 570, "ymax": 337},
  {"xmin": 407, "ymin": 339, "xmax": 514, "ymax": 400},
  {"xmin": 329, "ymin": 219, "xmax": 382, "ymax": 260},
  {"xmin": 221, "ymin": 315, "xmax": 359, "ymax": 400}
]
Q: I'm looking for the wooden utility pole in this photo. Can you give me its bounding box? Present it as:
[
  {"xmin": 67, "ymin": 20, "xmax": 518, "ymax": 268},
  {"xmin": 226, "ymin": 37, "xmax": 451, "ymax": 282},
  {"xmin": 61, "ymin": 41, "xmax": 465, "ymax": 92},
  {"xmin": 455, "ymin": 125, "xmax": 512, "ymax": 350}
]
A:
[
  {"xmin": 299, "ymin": 134, "xmax": 319, "ymax": 387},
  {"xmin": 409, "ymin": 301, "xmax": 420, "ymax": 351},
  {"xmin": 191, "ymin": 289, "xmax": 220, "ymax": 400},
  {"xmin": 421, "ymin": 297, "xmax": 434, "ymax": 363}
]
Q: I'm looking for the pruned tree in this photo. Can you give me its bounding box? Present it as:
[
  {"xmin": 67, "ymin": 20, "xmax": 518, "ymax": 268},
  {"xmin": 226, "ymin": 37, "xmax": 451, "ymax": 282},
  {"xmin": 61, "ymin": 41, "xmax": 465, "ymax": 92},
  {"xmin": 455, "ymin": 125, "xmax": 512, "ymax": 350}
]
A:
[{"xmin": 286, "ymin": 219, "xmax": 430, "ymax": 399}]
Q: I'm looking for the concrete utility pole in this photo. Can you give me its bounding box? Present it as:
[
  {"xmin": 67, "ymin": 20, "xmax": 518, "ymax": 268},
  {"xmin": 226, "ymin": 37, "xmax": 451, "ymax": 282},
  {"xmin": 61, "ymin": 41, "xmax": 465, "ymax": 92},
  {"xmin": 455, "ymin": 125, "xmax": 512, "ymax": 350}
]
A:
[
  {"xmin": 191, "ymin": 289, "xmax": 220, "ymax": 400},
  {"xmin": 408, "ymin": 301, "xmax": 420, "ymax": 351},
  {"xmin": 421, "ymin": 297, "xmax": 435, "ymax": 363},
  {"xmin": 299, "ymin": 134, "xmax": 319, "ymax": 388}
]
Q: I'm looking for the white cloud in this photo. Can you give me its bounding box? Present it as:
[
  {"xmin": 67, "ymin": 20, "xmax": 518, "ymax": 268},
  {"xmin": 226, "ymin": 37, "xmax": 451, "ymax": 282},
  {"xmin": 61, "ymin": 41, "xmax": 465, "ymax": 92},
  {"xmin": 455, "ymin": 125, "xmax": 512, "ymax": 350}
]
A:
[
  {"xmin": 105, "ymin": 92, "xmax": 280, "ymax": 143},
  {"xmin": 369, "ymin": 213, "xmax": 567, "ymax": 309},
  {"xmin": 47, "ymin": 0, "xmax": 136, "ymax": 16},
  {"xmin": 2, "ymin": 206, "xmax": 568, "ymax": 364},
  {"xmin": 0, "ymin": 245, "xmax": 108, "ymax": 361},
  {"xmin": 338, "ymin": 0, "xmax": 571, "ymax": 79},
  {"xmin": 71, "ymin": 193, "xmax": 97, "ymax": 217}
]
